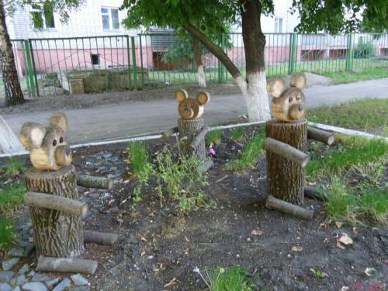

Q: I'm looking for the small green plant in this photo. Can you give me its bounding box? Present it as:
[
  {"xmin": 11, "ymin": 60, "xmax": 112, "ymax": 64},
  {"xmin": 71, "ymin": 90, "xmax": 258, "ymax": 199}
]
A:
[
  {"xmin": 0, "ymin": 216, "xmax": 16, "ymax": 253},
  {"xmin": 230, "ymin": 127, "xmax": 244, "ymax": 141},
  {"xmin": 126, "ymin": 141, "xmax": 152, "ymax": 175},
  {"xmin": 4, "ymin": 156, "xmax": 25, "ymax": 175},
  {"xmin": 0, "ymin": 182, "xmax": 26, "ymax": 213},
  {"xmin": 206, "ymin": 129, "xmax": 222, "ymax": 145},
  {"xmin": 310, "ymin": 268, "xmax": 328, "ymax": 279},
  {"xmin": 194, "ymin": 266, "xmax": 254, "ymax": 291},
  {"xmin": 326, "ymin": 177, "xmax": 355, "ymax": 221},
  {"xmin": 358, "ymin": 187, "xmax": 388, "ymax": 225},
  {"xmin": 226, "ymin": 130, "xmax": 265, "ymax": 171}
]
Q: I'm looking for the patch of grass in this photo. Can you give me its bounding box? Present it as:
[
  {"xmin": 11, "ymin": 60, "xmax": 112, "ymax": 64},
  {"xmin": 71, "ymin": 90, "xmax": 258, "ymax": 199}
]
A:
[
  {"xmin": 0, "ymin": 216, "xmax": 16, "ymax": 253},
  {"xmin": 206, "ymin": 129, "xmax": 222, "ymax": 145},
  {"xmin": 230, "ymin": 127, "xmax": 245, "ymax": 141},
  {"xmin": 0, "ymin": 182, "xmax": 26, "ymax": 213},
  {"xmin": 195, "ymin": 266, "xmax": 254, "ymax": 291},
  {"xmin": 307, "ymin": 136, "xmax": 388, "ymax": 178},
  {"xmin": 4, "ymin": 156, "xmax": 25, "ymax": 175},
  {"xmin": 326, "ymin": 177, "xmax": 356, "ymax": 221},
  {"xmin": 322, "ymin": 66, "xmax": 388, "ymax": 84},
  {"xmin": 307, "ymin": 98, "xmax": 388, "ymax": 130},
  {"xmin": 358, "ymin": 186, "xmax": 388, "ymax": 225},
  {"xmin": 126, "ymin": 141, "xmax": 152, "ymax": 176},
  {"xmin": 226, "ymin": 130, "xmax": 265, "ymax": 171}
]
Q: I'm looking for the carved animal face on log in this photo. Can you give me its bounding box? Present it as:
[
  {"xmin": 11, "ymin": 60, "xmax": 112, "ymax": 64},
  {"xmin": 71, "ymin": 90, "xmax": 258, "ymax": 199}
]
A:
[
  {"xmin": 267, "ymin": 72, "xmax": 306, "ymax": 122},
  {"xmin": 176, "ymin": 89, "xmax": 210, "ymax": 120},
  {"xmin": 19, "ymin": 112, "xmax": 72, "ymax": 171}
]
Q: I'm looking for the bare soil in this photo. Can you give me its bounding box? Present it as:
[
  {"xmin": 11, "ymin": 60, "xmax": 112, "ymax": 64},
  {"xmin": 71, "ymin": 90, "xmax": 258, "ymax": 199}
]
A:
[{"xmin": 2, "ymin": 124, "xmax": 387, "ymax": 291}]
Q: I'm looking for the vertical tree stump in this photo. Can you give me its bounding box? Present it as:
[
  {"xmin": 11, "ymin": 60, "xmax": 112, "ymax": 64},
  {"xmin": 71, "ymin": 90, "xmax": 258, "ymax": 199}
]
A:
[
  {"xmin": 178, "ymin": 118, "xmax": 207, "ymax": 161},
  {"xmin": 265, "ymin": 120, "xmax": 307, "ymax": 205},
  {"xmin": 24, "ymin": 165, "xmax": 84, "ymax": 257}
]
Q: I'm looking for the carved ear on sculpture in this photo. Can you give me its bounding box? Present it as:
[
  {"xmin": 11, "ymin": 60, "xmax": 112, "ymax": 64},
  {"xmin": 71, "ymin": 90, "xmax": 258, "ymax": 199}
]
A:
[
  {"xmin": 49, "ymin": 112, "xmax": 68, "ymax": 131},
  {"xmin": 267, "ymin": 78, "xmax": 286, "ymax": 98},
  {"xmin": 196, "ymin": 91, "xmax": 210, "ymax": 105},
  {"xmin": 19, "ymin": 122, "xmax": 46, "ymax": 149},
  {"xmin": 175, "ymin": 89, "xmax": 188, "ymax": 102},
  {"xmin": 290, "ymin": 72, "xmax": 306, "ymax": 90}
]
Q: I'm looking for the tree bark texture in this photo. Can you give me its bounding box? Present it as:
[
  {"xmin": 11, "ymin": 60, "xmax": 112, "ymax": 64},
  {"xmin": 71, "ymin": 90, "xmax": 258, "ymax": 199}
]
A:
[
  {"xmin": 0, "ymin": 1, "xmax": 25, "ymax": 106},
  {"xmin": 36, "ymin": 256, "xmax": 98, "ymax": 275},
  {"xmin": 24, "ymin": 165, "xmax": 84, "ymax": 257},
  {"xmin": 178, "ymin": 118, "xmax": 207, "ymax": 161},
  {"xmin": 192, "ymin": 37, "xmax": 206, "ymax": 88},
  {"xmin": 265, "ymin": 120, "xmax": 307, "ymax": 205}
]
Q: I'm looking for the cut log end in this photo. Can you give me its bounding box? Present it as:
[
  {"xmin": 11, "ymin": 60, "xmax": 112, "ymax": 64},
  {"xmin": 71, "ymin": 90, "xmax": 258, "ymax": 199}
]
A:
[
  {"xmin": 84, "ymin": 230, "xmax": 119, "ymax": 246},
  {"xmin": 307, "ymin": 127, "xmax": 335, "ymax": 145}
]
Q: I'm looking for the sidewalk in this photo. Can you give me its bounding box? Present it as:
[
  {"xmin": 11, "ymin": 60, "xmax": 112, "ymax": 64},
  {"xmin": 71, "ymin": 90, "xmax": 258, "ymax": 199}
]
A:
[{"xmin": 2, "ymin": 78, "xmax": 388, "ymax": 146}]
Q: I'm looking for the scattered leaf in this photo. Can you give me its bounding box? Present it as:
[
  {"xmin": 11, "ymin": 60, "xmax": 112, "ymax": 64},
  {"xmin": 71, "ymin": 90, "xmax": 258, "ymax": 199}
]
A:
[
  {"xmin": 364, "ymin": 267, "xmax": 376, "ymax": 277},
  {"xmin": 336, "ymin": 241, "xmax": 346, "ymax": 249},
  {"xmin": 291, "ymin": 246, "xmax": 303, "ymax": 252},
  {"xmin": 164, "ymin": 277, "xmax": 178, "ymax": 287},
  {"xmin": 338, "ymin": 233, "xmax": 353, "ymax": 245},
  {"xmin": 335, "ymin": 221, "xmax": 344, "ymax": 228},
  {"xmin": 251, "ymin": 229, "xmax": 263, "ymax": 236}
]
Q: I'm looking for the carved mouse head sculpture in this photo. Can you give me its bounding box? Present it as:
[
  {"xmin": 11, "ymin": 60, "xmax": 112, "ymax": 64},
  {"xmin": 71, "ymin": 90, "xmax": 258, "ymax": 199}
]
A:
[
  {"xmin": 19, "ymin": 112, "xmax": 72, "ymax": 171},
  {"xmin": 267, "ymin": 72, "xmax": 307, "ymax": 122},
  {"xmin": 176, "ymin": 89, "xmax": 210, "ymax": 120}
]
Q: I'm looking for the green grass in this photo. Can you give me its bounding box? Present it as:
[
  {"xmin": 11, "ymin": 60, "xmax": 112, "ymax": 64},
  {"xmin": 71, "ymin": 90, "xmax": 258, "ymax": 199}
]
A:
[
  {"xmin": 206, "ymin": 129, "xmax": 222, "ymax": 145},
  {"xmin": 0, "ymin": 216, "xmax": 16, "ymax": 252},
  {"xmin": 206, "ymin": 266, "xmax": 254, "ymax": 291},
  {"xmin": 307, "ymin": 99, "xmax": 388, "ymax": 131},
  {"xmin": 326, "ymin": 177, "xmax": 356, "ymax": 220},
  {"xmin": 230, "ymin": 127, "xmax": 245, "ymax": 141},
  {"xmin": 307, "ymin": 136, "xmax": 388, "ymax": 178},
  {"xmin": 0, "ymin": 182, "xmax": 26, "ymax": 213},
  {"xmin": 226, "ymin": 130, "xmax": 265, "ymax": 171},
  {"xmin": 126, "ymin": 141, "xmax": 151, "ymax": 176},
  {"xmin": 4, "ymin": 156, "xmax": 25, "ymax": 175},
  {"xmin": 322, "ymin": 66, "xmax": 388, "ymax": 84}
]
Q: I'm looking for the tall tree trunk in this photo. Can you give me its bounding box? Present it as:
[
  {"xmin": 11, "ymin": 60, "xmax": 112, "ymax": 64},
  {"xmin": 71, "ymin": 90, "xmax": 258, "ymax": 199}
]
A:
[
  {"xmin": 240, "ymin": 0, "xmax": 271, "ymax": 121},
  {"xmin": 184, "ymin": 4, "xmax": 271, "ymax": 122},
  {"xmin": 0, "ymin": 0, "xmax": 25, "ymax": 106},
  {"xmin": 192, "ymin": 37, "xmax": 206, "ymax": 88}
]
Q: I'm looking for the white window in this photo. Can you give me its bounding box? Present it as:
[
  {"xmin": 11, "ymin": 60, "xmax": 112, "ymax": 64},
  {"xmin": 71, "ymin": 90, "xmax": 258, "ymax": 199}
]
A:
[
  {"xmin": 274, "ymin": 17, "xmax": 283, "ymax": 33},
  {"xmin": 101, "ymin": 7, "xmax": 120, "ymax": 30},
  {"xmin": 30, "ymin": 2, "xmax": 55, "ymax": 29}
]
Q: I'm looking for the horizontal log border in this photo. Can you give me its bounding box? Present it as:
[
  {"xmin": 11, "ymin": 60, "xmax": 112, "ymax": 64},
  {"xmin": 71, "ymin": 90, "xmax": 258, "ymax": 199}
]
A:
[{"xmin": 36, "ymin": 256, "xmax": 98, "ymax": 275}]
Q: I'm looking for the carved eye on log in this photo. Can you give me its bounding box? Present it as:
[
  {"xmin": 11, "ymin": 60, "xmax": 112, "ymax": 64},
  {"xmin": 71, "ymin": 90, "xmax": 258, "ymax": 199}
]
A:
[{"xmin": 19, "ymin": 112, "xmax": 72, "ymax": 171}]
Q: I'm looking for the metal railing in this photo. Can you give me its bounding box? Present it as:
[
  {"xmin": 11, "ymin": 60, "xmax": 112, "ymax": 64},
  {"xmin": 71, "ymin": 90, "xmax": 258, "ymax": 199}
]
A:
[{"xmin": 1, "ymin": 32, "xmax": 387, "ymax": 100}]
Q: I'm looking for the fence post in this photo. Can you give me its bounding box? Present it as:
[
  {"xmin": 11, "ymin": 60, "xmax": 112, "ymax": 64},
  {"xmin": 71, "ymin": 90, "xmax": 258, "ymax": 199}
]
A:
[
  {"xmin": 345, "ymin": 33, "xmax": 354, "ymax": 71},
  {"xmin": 288, "ymin": 33, "xmax": 298, "ymax": 74},
  {"xmin": 217, "ymin": 34, "xmax": 225, "ymax": 83},
  {"xmin": 22, "ymin": 40, "xmax": 37, "ymax": 97},
  {"xmin": 126, "ymin": 36, "xmax": 132, "ymax": 90},
  {"xmin": 138, "ymin": 35, "xmax": 145, "ymax": 89},
  {"xmin": 131, "ymin": 37, "xmax": 138, "ymax": 90}
]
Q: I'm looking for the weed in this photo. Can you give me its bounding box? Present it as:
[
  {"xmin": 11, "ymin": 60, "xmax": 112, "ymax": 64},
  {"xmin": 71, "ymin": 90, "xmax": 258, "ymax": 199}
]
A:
[
  {"xmin": 357, "ymin": 187, "xmax": 388, "ymax": 225},
  {"xmin": 126, "ymin": 141, "xmax": 152, "ymax": 176},
  {"xmin": 226, "ymin": 130, "xmax": 265, "ymax": 171},
  {"xmin": 326, "ymin": 177, "xmax": 355, "ymax": 221},
  {"xmin": 0, "ymin": 216, "xmax": 16, "ymax": 253},
  {"xmin": 4, "ymin": 156, "xmax": 25, "ymax": 176},
  {"xmin": 194, "ymin": 266, "xmax": 254, "ymax": 291},
  {"xmin": 0, "ymin": 182, "xmax": 26, "ymax": 213},
  {"xmin": 310, "ymin": 268, "xmax": 328, "ymax": 279},
  {"xmin": 230, "ymin": 127, "xmax": 245, "ymax": 141},
  {"xmin": 206, "ymin": 129, "xmax": 222, "ymax": 145}
]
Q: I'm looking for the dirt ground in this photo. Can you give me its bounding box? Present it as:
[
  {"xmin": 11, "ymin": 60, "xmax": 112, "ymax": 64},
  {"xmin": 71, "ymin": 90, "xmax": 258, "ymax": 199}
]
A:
[{"xmin": 2, "ymin": 124, "xmax": 387, "ymax": 291}]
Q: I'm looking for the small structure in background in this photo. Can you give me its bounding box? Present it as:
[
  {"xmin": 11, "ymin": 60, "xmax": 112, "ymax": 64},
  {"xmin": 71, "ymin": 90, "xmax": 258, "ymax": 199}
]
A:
[
  {"xmin": 263, "ymin": 73, "xmax": 334, "ymax": 220},
  {"xmin": 19, "ymin": 112, "xmax": 117, "ymax": 275}
]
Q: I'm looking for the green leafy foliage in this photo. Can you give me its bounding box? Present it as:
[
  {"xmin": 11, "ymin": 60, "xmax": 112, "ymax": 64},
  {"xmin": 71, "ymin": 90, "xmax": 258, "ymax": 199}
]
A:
[
  {"xmin": 0, "ymin": 216, "xmax": 16, "ymax": 253},
  {"xmin": 354, "ymin": 41, "xmax": 376, "ymax": 59},
  {"xmin": 0, "ymin": 182, "xmax": 26, "ymax": 213},
  {"xmin": 4, "ymin": 156, "xmax": 25, "ymax": 176},
  {"xmin": 230, "ymin": 127, "xmax": 245, "ymax": 141},
  {"xmin": 205, "ymin": 266, "xmax": 254, "ymax": 291},
  {"xmin": 206, "ymin": 129, "xmax": 222, "ymax": 145},
  {"xmin": 126, "ymin": 141, "xmax": 151, "ymax": 176}
]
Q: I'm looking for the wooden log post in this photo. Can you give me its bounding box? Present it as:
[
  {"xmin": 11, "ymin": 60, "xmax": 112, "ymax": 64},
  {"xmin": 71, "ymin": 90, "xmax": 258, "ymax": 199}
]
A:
[
  {"xmin": 307, "ymin": 127, "xmax": 335, "ymax": 145},
  {"xmin": 84, "ymin": 231, "xmax": 119, "ymax": 246},
  {"xmin": 36, "ymin": 256, "xmax": 98, "ymax": 275},
  {"xmin": 178, "ymin": 118, "xmax": 207, "ymax": 161},
  {"xmin": 265, "ymin": 120, "xmax": 308, "ymax": 205},
  {"xmin": 76, "ymin": 175, "xmax": 114, "ymax": 190},
  {"xmin": 24, "ymin": 165, "xmax": 84, "ymax": 257},
  {"xmin": 266, "ymin": 195, "xmax": 314, "ymax": 220}
]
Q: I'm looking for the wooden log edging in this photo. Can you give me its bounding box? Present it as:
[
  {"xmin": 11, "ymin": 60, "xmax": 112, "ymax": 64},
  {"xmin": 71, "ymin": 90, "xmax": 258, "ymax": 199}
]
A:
[
  {"xmin": 263, "ymin": 137, "xmax": 310, "ymax": 168},
  {"xmin": 307, "ymin": 127, "xmax": 335, "ymax": 145},
  {"xmin": 77, "ymin": 175, "xmax": 114, "ymax": 190},
  {"xmin": 25, "ymin": 191, "xmax": 88, "ymax": 218},
  {"xmin": 266, "ymin": 195, "xmax": 314, "ymax": 220},
  {"xmin": 36, "ymin": 256, "xmax": 98, "ymax": 275},
  {"xmin": 304, "ymin": 186, "xmax": 328, "ymax": 202},
  {"xmin": 84, "ymin": 231, "xmax": 119, "ymax": 246},
  {"xmin": 190, "ymin": 126, "xmax": 210, "ymax": 151}
]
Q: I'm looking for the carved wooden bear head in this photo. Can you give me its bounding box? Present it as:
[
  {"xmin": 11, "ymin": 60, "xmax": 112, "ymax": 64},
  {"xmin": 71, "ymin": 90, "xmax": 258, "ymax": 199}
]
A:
[
  {"xmin": 267, "ymin": 72, "xmax": 306, "ymax": 122},
  {"xmin": 176, "ymin": 89, "xmax": 210, "ymax": 120},
  {"xmin": 19, "ymin": 112, "xmax": 72, "ymax": 171}
]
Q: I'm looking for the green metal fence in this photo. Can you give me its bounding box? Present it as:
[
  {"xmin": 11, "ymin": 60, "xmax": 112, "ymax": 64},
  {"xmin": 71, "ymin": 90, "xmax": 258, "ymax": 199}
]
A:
[{"xmin": 1, "ymin": 32, "xmax": 387, "ymax": 100}]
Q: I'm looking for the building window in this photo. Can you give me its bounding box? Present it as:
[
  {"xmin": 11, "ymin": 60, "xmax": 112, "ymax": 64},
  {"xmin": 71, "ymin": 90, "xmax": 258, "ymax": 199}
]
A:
[
  {"xmin": 274, "ymin": 17, "xmax": 283, "ymax": 33},
  {"xmin": 101, "ymin": 7, "xmax": 119, "ymax": 30},
  {"xmin": 30, "ymin": 2, "xmax": 55, "ymax": 29},
  {"xmin": 91, "ymin": 54, "xmax": 100, "ymax": 65}
]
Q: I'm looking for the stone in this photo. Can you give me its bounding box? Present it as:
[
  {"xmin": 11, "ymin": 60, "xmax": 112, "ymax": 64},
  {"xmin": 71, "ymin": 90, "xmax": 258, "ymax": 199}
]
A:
[
  {"xmin": 12, "ymin": 286, "xmax": 21, "ymax": 291},
  {"xmin": 18, "ymin": 265, "xmax": 29, "ymax": 275},
  {"xmin": 70, "ymin": 274, "xmax": 88, "ymax": 286},
  {"xmin": 52, "ymin": 278, "xmax": 71, "ymax": 291},
  {"xmin": 16, "ymin": 275, "xmax": 27, "ymax": 286},
  {"xmin": 69, "ymin": 286, "xmax": 90, "ymax": 291},
  {"xmin": 2, "ymin": 258, "xmax": 20, "ymax": 271},
  {"xmin": 0, "ymin": 283, "xmax": 12, "ymax": 291},
  {"xmin": 0, "ymin": 272, "xmax": 14, "ymax": 283},
  {"xmin": 21, "ymin": 282, "xmax": 47, "ymax": 291},
  {"xmin": 45, "ymin": 278, "xmax": 60, "ymax": 289},
  {"xmin": 7, "ymin": 248, "xmax": 24, "ymax": 257},
  {"xmin": 31, "ymin": 273, "xmax": 50, "ymax": 282}
]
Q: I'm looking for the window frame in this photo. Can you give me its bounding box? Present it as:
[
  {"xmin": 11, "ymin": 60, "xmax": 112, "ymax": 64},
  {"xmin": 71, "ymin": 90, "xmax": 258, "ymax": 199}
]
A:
[
  {"xmin": 101, "ymin": 7, "xmax": 120, "ymax": 31},
  {"xmin": 30, "ymin": 1, "xmax": 55, "ymax": 30}
]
